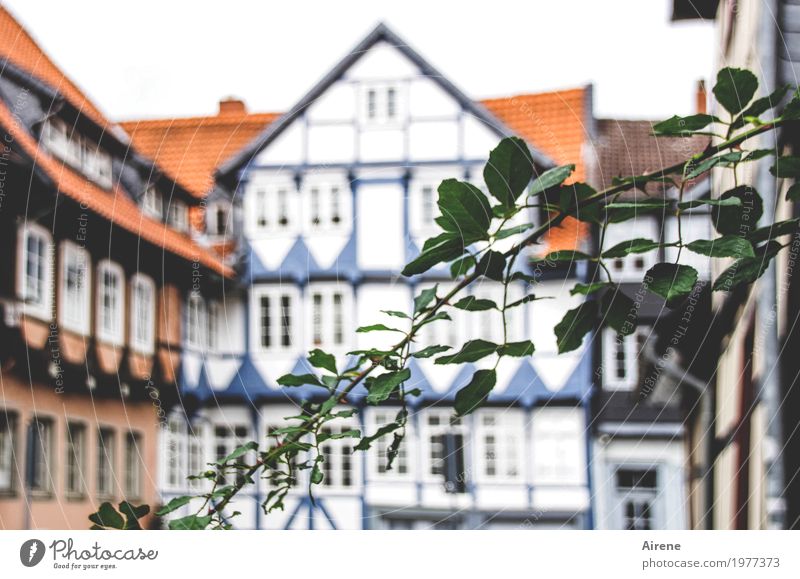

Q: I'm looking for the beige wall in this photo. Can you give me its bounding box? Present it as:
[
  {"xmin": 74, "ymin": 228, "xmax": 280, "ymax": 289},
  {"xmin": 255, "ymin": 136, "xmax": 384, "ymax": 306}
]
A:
[{"xmin": 0, "ymin": 372, "xmax": 159, "ymax": 530}]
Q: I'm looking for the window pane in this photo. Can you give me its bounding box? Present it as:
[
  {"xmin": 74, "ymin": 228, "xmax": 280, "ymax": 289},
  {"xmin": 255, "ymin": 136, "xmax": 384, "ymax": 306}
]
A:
[
  {"xmin": 260, "ymin": 296, "xmax": 271, "ymax": 348},
  {"xmin": 66, "ymin": 423, "xmax": 85, "ymax": 495},
  {"xmin": 281, "ymin": 295, "xmax": 291, "ymax": 347},
  {"xmin": 0, "ymin": 413, "xmax": 16, "ymax": 492},
  {"xmin": 97, "ymin": 428, "xmax": 115, "ymax": 497},
  {"xmin": 124, "ymin": 432, "xmax": 141, "ymax": 498}
]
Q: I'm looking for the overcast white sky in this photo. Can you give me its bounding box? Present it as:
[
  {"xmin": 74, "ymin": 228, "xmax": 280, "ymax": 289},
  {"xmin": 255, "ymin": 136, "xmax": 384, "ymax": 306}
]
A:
[{"xmin": 3, "ymin": 0, "xmax": 716, "ymax": 122}]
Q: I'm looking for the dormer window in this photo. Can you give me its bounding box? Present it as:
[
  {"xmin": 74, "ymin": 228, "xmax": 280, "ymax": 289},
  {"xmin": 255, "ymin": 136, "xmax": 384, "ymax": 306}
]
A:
[
  {"xmin": 142, "ymin": 185, "xmax": 162, "ymax": 219},
  {"xmin": 207, "ymin": 203, "xmax": 230, "ymax": 237},
  {"xmin": 40, "ymin": 118, "xmax": 112, "ymax": 189},
  {"xmin": 167, "ymin": 199, "xmax": 189, "ymax": 233},
  {"xmin": 361, "ymin": 83, "xmax": 403, "ymax": 125}
]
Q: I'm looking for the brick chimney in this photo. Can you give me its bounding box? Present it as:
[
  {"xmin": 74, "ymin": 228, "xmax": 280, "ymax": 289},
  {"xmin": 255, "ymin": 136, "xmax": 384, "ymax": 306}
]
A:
[
  {"xmin": 218, "ymin": 97, "xmax": 247, "ymax": 116},
  {"xmin": 696, "ymin": 79, "xmax": 707, "ymax": 115}
]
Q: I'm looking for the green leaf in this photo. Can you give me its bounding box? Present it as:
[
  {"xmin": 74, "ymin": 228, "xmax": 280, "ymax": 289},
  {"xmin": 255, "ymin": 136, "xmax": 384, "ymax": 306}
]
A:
[
  {"xmin": 307, "ymin": 349, "xmax": 337, "ymax": 375},
  {"xmin": 310, "ymin": 463, "xmax": 324, "ymax": 485},
  {"xmin": 411, "ymin": 345, "xmax": 452, "ymax": 359},
  {"xmin": 497, "ymin": 340, "xmax": 535, "ymax": 357},
  {"xmin": 713, "ymin": 67, "xmax": 758, "ymax": 115},
  {"xmin": 559, "ymin": 182, "xmax": 597, "ymax": 213},
  {"xmin": 713, "ymin": 241, "xmax": 781, "ymax": 292},
  {"xmin": 449, "ymin": 254, "xmax": 476, "ymax": 278},
  {"xmin": 437, "ymin": 179, "xmax": 492, "ymax": 242},
  {"xmin": 601, "ymin": 288, "xmax": 636, "ymax": 336},
  {"xmin": 168, "ymin": 514, "xmax": 212, "ymax": 530},
  {"xmin": 318, "ymin": 429, "xmax": 360, "ymax": 442},
  {"xmin": 711, "ymin": 186, "xmax": 763, "ymax": 235},
  {"xmin": 454, "ymin": 369, "xmax": 497, "ymax": 416},
  {"xmin": 367, "ymin": 368, "xmax": 411, "ymax": 404},
  {"xmin": 678, "ymin": 196, "xmax": 742, "ymax": 210},
  {"xmin": 89, "ymin": 502, "xmax": 125, "ymax": 529},
  {"xmin": 453, "ymin": 296, "xmax": 497, "ymax": 311},
  {"xmin": 417, "ymin": 312, "xmax": 451, "ymax": 327},
  {"xmin": 414, "ymin": 285, "xmax": 438, "ymax": 313},
  {"xmin": 118, "ymin": 502, "xmax": 150, "ymax": 530},
  {"xmin": 216, "ymin": 441, "xmax": 257, "ymax": 465},
  {"xmin": 540, "ymin": 250, "xmax": 593, "ymax": 262},
  {"xmin": 685, "ymin": 151, "xmax": 744, "ymax": 180},
  {"xmin": 277, "ymin": 373, "xmax": 324, "ymax": 387},
  {"xmin": 770, "ymin": 156, "xmax": 800, "ymax": 179},
  {"xmin": 602, "ymin": 238, "xmax": 660, "ymax": 259},
  {"xmin": 686, "ymin": 235, "xmax": 755, "ymax": 258},
  {"xmin": 402, "ymin": 234, "xmax": 465, "ymax": 277},
  {"xmin": 644, "ymin": 263, "xmax": 698, "ymax": 302},
  {"xmin": 782, "ymin": 89, "xmax": 800, "ymax": 120},
  {"xmin": 506, "ymin": 294, "xmax": 543, "ymax": 309},
  {"xmin": 748, "ymin": 218, "xmax": 800, "ymax": 244},
  {"xmin": 786, "ymin": 183, "xmax": 800, "ymax": 202},
  {"xmin": 475, "ymin": 250, "xmax": 506, "ymax": 280},
  {"xmin": 652, "ymin": 114, "xmax": 718, "ymax": 136},
  {"xmin": 434, "ymin": 339, "xmax": 498, "ymax": 364},
  {"xmin": 356, "ymin": 323, "xmax": 405, "ymax": 334},
  {"xmin": 554, "ymin": 301, "xmax": 599, "ymax": 354},
  {"xmin": 733, "ymin": 84, "xmax": 790, "ymax": 128},
  {"xmin": 494, "ymin": 223, "xmax": 534, "ymax": 240},
  {"xmin": 605, "ymin": 199, "xmax": 672, "ymax": 223},
  {"xmin": 570, "ymin": 281, "xmax": 613, "ymax": 296},
  {"xmin": 382, "ymin": 310, "xmax": 411, "ymax": 320},
  {"xmin": 529, "ymin": 164, "xmax": 575, "ymax": 196},
  {"xmin": 155, "ymin": 495, "xmax": 194, "ymax": 516},
  {"xmin": 354, "ymin": 419, "xmax": 404, "ymax": 452},
  {"xmin": 483, "ymin": 137, "xmax": 534, "ymax": 207}
]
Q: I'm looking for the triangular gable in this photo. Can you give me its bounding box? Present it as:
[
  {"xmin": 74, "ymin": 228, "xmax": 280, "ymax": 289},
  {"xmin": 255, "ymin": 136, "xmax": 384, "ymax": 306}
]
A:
[{"xmin": 219, "ymin": 23, "xmax": 554, "ymax": 179}]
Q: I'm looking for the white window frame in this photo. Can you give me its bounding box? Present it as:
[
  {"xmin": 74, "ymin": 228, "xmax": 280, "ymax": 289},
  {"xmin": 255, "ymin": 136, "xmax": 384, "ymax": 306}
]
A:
[
  {"xmin": 247, "ymin": 180, "xmax": 297, "ymax": 237},
  {"xmin": 207, "ymin": 202, "xmax": 230, "ymax": 238},
  {"xmin": 420, "ymin": 409, "xmax": 467, "ymax": 484},
  {"xmin": 207, "ymin": 300, "xmax": 220, "ymax": 353},
  {"xmin": 17, "ymin": 224, "xmax": 53, "ymax": 320},
  {"xmin": 65, "ymin": 421, "xmax": 86, "ymax": 497},
  {"xmin": 307, "ymin": 283, "xmax": 352, "ymax": 352},
  {"xmin": 29, "ymin": 416, "xmax": 54, "ymax": 494},
  {"xmin": 164, "ymin": 418, "xmax": 186, "ymax": 491},
  {"xmin": 302, "ymin": 176, "xmax": 350, "ymax": 233},
  {"xmin": 611, "ymin": 464, "xmax": 662, "ymax": 530},
  {"xmin": 409, "ymin": 180, "xmax": 441, "ymax": 237},
  {"xmin": 96, "ymin": 260, "xmax": 125, "ymax": 345},
  {"xmin": 251, "ymin": 285, "xmax": 301, "ymax": 355},
  {"xmin": 187, "ymin": 425, "xmax": 206, "ymax": 491},
  {"xmin": 531, "ymin": 406, "xmax": 586, "ymax": 486},
  {"xmin": 41, "ymin": 119, "xmax": 112, "ymax": 188},
  {"xmin": 141, "ymin": 185, "xmax": 163, "ymax": 219},
  {"xmin": 474, "ymin": 410, "xmax": 524, "ymax": 483},
  {"xmin": 186, "ymin": 293, "xmax": 207, "ymax": 351},
  {"xmin": 130, "ymin": 274, "xmax": 156, "ymax": 354},
  {"xmin": 603, "ymin": 326, "xmax": 650, "ymax": 391},
  {"xmin": 368, "ymin": 409, "xmax": 412, "ymax": 480},
  {"xmin": 59, "ymin": 240, "xmax": 92, "ymax": 335},
  {"xmin": 167, "ymin": 199, "xmax": 189, "ymax": 232},
  {"xmin": 0, "ymin": 411, "xmax": 17, "ymax": 493},
  {"xmin": 96, "ymin": 427, "xmax": 116, "ymax": 498},
  {"xmin": 318, "ymin": 418, "xmax": 358, "ymax": 490},
  {"xmin": 213, "ymin": 424, "xmax": 252, "ymax": 487},
  {"xmin": 124, "ymin": 431, "xmax": 142, "ymax": 500},
  {"xmin": 360, "ymin": 82, "xmax": 404, "ymax": 126}
]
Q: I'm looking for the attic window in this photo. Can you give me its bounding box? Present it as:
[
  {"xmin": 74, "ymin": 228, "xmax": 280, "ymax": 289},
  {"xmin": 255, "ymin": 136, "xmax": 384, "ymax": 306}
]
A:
[
  {"xmin": 362, "ymin": 83, "xmax": 402, "ymax": 125},
  {"xmin": 40, "ymin": 118, "xmax": 113, "ymax": 189},
  {"xmin": 167, "ymin": 199, "xmax": 189, "ymax": 233},
  {"xmin": 142, "ymin": 185, "xmax": 162, "ymax": 219}
]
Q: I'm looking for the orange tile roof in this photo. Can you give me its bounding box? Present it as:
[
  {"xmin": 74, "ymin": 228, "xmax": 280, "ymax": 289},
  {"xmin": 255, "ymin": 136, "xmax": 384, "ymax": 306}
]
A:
[
  {"xmin": 482, "ymin": 88, "xmax": 591, "ymax": 253},
  {"xmin": 119, "ymin": 110, "xmax": 279, "ymax": 198},
  {"xmin": 0, "ymin": 6, "xmax": 108, "ymax": 128},
  {"xmin": 0, "ymin": 6, "xmax": 231, "ymax": 277}
]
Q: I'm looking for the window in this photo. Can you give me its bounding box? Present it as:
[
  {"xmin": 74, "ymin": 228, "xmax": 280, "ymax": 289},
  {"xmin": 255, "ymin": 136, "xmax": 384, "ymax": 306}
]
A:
[
  {"xmin": 214, "ymin": 425, "xmax": 250, "ymax": 486},
  {"xmin": 188, "ymin": 427, "xmax": 204, "ymax": 491},
  {"xmin": 60, "ymin": 242, "xmax": 91, "ymax": 334},
  {"xmin": 29, "ymin": 417, "xmax": 53, "ymax": 493},
  {"xmin": 319, "ymin": 424, "xmax": 355, "ymax": 488},
  {"xmin": 304, "ymin": 180, "xmax": 348, "ymax": 231},
  {"xmin": 604, "ymin": 220, "xmax": 659, "ymax": 281},
  {"xmin": 167, "ymin": 200, "xmax": 189, "ymax": 232},
  {"xmin": 65, "ymin": 422, "xmax": 86, "ymax": 496},
  {"xmin": 130, "ymin": 275, "xmax": 156, "ymax": 353},
  {"xmin": 308, "ymin": 285, "xmax": 350, "ymax": 350},
  {"xmin": 362, "ymin": 83, "xmax": 402, "ymax": 125},
  {"xmin": 370, "ymin": 411, "xmax": 409, "ymax": 478},
  {"xmin": 614, "ymin": 467, "xmax": 659, "ymax": 530},
  {"xmin": 254, "ymin": 287, "xmax": 298, "ymax": 353},
  {"xmin": 41, "ymin": 119, "xmax": 112, "ymax": 188},
  {"xmin": 207, "ymin": 300, "xmax": 220, "ymax": 352},
  {"xmin": 18, "ymin": 225, "xmax": 53, "ymax": 317},
  {"xmin": 124, "ymin": 432, "xmax": 142, "ymax": 499},
  {"xmin": 97, "ymin": 428, "xmax": 115, "ymax": 497},
  {"xmin": 424, "ymin": 411, "xmax": 467, "ymax": 492},
  {"xmin": 250, "ymin": 184, "xmax": 295, "ymax": 234},
  {"xmin": 0, "ymin": 412, "xmax": 17, "ymax": 493},
  {"xmin": 186, "ymin": 294, "xmax": 207, "ymax": 350},
  {"xmin": 165, "ymin": 419, "xmax": 185, "ymax": 490},
  {"xmin": 141, "ymin": 185, "xmax": 163, "ymax": 219},
  {"xmin": 96, "ymin": 260, "xmax": 125, "ymax": 345},
  {"xmin": 208, "ymin": 203, "xmax": 230, "ymax": 237},
  {"xmin": 603, "ymin": 326, "xmax": 650, "ymax": 391},
  {"xmin": 531, "ymin": 407, "xmax": 586, "ymax": 485},
  {"xmin": 476, "ymin": 412, "xmax": 523, "ymax": 481}
]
